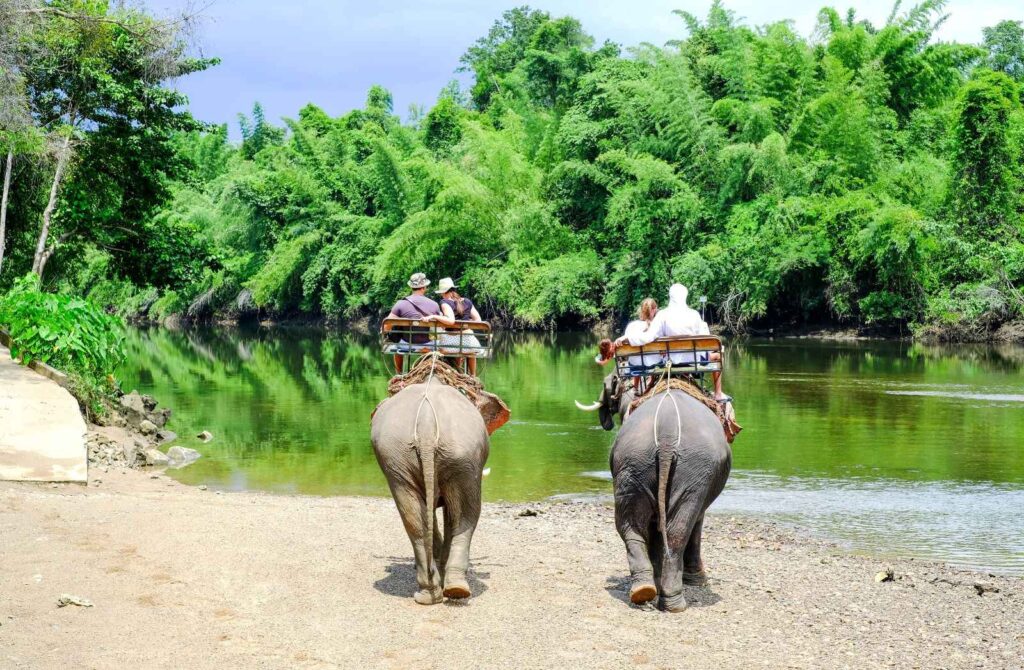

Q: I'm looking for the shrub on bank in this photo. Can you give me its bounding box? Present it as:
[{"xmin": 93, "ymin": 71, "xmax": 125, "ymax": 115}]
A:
[{"xmin": 0, "ymin": 275, "xmax": 126, "ymax": 417}]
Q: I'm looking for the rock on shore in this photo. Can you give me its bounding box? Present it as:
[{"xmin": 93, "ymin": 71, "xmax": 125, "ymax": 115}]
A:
[{"xmin": 87, "ymin": 391, "xmax": 191, "ymax": 471}]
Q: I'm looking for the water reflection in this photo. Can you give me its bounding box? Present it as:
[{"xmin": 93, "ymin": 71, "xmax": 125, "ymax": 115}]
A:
[{"xmin": 117, "ymin": 327, "xmax": 1024, "ymax": 573}]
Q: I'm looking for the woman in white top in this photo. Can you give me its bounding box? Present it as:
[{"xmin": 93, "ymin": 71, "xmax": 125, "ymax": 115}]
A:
[
  {"xmin": 597, "ymin": 298, "xmax": 658, "ymax": 394},
  {"xmin": 621, "ymin": 284, "xmax": 728, "ymax": 401}
]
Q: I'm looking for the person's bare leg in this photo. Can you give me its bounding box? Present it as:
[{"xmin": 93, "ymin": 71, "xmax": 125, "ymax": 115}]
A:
[
  {"xmin": 710, "ymin": 353, "xmax": 726, "ymax": 400},
  {"xmin": 393, "ymin": 354, "xmax": 404, "ymax": 374},
  {"xmin": 468, "ymin": 356, "xmax": 477, "ymax": 376}
]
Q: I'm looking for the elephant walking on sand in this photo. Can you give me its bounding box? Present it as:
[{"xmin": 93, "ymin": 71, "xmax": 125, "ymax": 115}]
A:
[
  {"xmin": 371, "ymin": 379, "xmax": 490, "ymax": 605},
  {"xmin": 578, "ymin": 374, "xmax": 731, "ymax": 612}
]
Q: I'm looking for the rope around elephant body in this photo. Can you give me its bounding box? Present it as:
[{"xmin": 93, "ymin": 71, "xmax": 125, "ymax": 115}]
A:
[
  {"xmin": 412, "ymin": 353, "xmax": 440, "ymax": 445},
  {"xmin": 652, "ymin": 362, "xmax": 683, "ymax": 455}
]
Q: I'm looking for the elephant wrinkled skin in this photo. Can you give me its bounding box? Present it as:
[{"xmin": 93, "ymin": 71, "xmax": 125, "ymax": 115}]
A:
[
  {"xmin": 371, "ymin": 379, "xmax": 489, "ymax": 605},
  {"xmin": 580, "ymin": 373, "xmax": 731, "ymax": 612}
]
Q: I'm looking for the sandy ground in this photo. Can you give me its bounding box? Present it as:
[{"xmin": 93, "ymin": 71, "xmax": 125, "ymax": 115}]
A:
[
  {"xmin": 1, "ymin": 472, "xmax": 1021, "ymax": 670},
  {"xmin": 0, "ymin": 346, "xmax": 86, "ymax": 482}
]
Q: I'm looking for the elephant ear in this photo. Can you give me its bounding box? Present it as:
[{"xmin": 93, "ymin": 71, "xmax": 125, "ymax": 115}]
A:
[{"xmin": 474, "ymin": 390, "xmax": 511, "ymax": 435}]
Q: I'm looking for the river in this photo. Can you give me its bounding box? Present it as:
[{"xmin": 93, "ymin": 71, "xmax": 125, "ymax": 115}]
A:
[{"xmin": 117, "ymin": 326, "xmax": 1024, "ymax": 575}]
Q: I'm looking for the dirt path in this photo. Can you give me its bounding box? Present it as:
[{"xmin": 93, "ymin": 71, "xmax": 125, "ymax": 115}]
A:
[{"xmin": 1, "ymin": 473, "xmax": 1021, "ymax": 669}]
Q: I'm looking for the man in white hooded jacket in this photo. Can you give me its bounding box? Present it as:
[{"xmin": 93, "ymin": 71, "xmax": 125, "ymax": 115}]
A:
[{"xmin": 616, "ymin": 283, "xmax": 728, "ymax": 401}]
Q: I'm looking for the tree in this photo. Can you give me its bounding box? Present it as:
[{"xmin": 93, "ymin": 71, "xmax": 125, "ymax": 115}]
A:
[
  {"xmin": 239, "ymin": 102, "xmax": 285, "ymax": 160},
  {"xmin": 0, "ymin": 149, "xmax": 11, "ymax": 276},
  {"xmin": 19, "ymin": 0, "xmax": 215, "ymax": 279},
  {"xmin": 422, "ymin": 97, "xmax": 463, "ymax": 154},
  {"xmin": 983, "ymin": 20, "xmax": 1024, "ymax": 81},
  {"xmin": 949, "ymin": 70, "xmax": 1021, "ymax": 239},
  {"xmin": 459, "ymin": 6, "xmax": 552, "ymax": 109},
  {"xmin": 0, "ymin": 0, "xmax": 37, "ymax": 277}
]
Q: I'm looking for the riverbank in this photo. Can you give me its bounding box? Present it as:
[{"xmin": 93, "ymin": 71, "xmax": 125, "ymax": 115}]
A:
[
  {"xmin": 143, "ymin": 311, "xmax": 1024, "ymax": 344},
  {"xmin": 2, "ymin": 473, "xmax": 1020, "ymax": 669}
]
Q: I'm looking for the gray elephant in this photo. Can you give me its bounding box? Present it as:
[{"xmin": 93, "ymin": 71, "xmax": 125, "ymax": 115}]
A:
[
  {"xmin": 578, "ymin": 373, "xmax": 731, "ymax": 612},
  {"xmin": 372, "ymin": 379, "xmax": 490, "ymax": 605},
  {"xmin": 574, "ymin": 373, "xmax": 634, "ymax": 430}
]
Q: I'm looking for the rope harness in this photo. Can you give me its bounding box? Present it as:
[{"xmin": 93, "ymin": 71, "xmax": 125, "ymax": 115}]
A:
[
  {"xmin": 377, "ymin": 353, "xmax": 511, "ymax": 435},
  {"xmin": 411, "ymin": 353, "xmax": 440, "ymax": 445},
  {"xmin": 628, "ymin": 370, "xmax": 742, "ymax": 444},
  {"xmin": 652, "ymin": 363, "xmax": 683, "ymax": 454}
]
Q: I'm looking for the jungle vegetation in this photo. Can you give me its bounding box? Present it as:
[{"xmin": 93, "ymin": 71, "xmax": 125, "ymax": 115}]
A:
[{"xmin": 2, "ymin": 1, "xmax": 1023, "ymax": 339}]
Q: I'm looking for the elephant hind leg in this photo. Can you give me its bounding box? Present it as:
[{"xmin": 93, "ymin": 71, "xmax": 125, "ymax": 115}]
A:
[
  {"xmin": 658, "ymin": 501, "xmax": 705, "ymax": 613},
  {"xmin": 682, "ymin": 513, "xmax": 707, "ymax": 586},
  {"xmin": 391, "ymin": 484, "xmax": 443, "ymax": 605},
  {"xmin": 615, "ymin": 494, "xmax": 657, "ymax": 604},
  {"xmin": 439, "ymin": 474, "xmax": 480, "ymax": 600}
]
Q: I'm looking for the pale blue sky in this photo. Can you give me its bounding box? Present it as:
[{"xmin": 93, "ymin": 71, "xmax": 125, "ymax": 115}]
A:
[{"xmin": 148, "ymin": 0, "xmax": 1021, "ymax": 132}]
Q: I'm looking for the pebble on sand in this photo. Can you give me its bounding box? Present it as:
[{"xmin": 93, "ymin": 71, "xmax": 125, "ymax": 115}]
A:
[{"xmin": 57, "ymin": 594, "xmax": 93, "ymax": 608}]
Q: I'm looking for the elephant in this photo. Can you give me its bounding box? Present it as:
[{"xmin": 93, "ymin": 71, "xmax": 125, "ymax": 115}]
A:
[
  {"xmin": 371, "ymin": 379, "xmax": 490, "ymax": 605},
  {"xmin": 574, "ymin": 373, "xmax": 634, "ymax": 430},
  {"xmin": 577, "ymin": 373, "xmax": 731, "ymax": 612}
]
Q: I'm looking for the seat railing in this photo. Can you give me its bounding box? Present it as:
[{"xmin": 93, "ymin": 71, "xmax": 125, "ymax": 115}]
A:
[
  {"xmin": 613, "ymin": 335, "xmax": 723, "ymax": 383},
  {"xmin": 380, "ymin": 318, "xmax": 493, "ymax": 362}
]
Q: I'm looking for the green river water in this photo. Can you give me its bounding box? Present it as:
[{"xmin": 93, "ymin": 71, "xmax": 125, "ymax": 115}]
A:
[{"xmin": 117, "ymin": 327, "xmax": 1024, "ymax": 574}]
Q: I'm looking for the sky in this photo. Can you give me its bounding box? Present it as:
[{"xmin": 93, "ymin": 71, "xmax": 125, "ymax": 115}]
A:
[{"xmin": 148, "ymin": 0, "xmax": 1022, "ymax": 133}]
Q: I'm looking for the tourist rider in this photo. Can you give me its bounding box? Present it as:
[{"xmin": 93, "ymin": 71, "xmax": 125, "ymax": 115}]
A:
[
  {"xmin": 598, "ymin": 298, "xmax": 659, "ymax": 394},
  {"xmin": 387, "ymin": 272, "xmax": 441, "ymax": 373},
  {"xmin": 617, "ymin": 283, "xmax": 728, "ymax": 402},
  {"xmin": 432, "ymin": 277, "xmax": 483, "ymax": 376}
]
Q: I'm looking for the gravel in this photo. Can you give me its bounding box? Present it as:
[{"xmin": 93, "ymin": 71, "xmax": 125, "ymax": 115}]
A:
[{"xmin": 1, "ymin": 473, "xmax": 1020, "ymax": 669}]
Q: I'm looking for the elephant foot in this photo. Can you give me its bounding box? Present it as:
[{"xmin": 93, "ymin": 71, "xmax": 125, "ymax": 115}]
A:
[
  {"xmin": 629, "ymin": 582, "xmax": 658, "ymax": 605},
  {"xmin": 414, "ymin": 588, "xmax": 443, "ymax": 605},
  {"xmin": 682, "ymin": 569, "xmax": 708, "ymax": 586},
  {"xmin": 658, "ymin": 593, "xmax": 688, "ymax": 613},
  {"xmin": 443, "ymin": 574, "xmax": 471, "ymax": 600}
]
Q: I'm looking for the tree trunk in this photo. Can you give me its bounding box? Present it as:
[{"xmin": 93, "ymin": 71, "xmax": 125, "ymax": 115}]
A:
[
  {"xmin": 32, "ymin": 134, "xmax": 72, "ymax": 278},
  {"xmin": 0, "ymin": 148, "xmax": 12, "ymax": 277}
]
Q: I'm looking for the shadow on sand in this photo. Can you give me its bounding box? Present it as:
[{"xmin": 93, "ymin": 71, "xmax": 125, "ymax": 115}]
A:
[
  {"xmin": 604, "ymin": 574, "xmax": 722, "ymax": 610},
  {"xmin": 373, "ymin": 556, "xmax": 491, "ymax": 604}
]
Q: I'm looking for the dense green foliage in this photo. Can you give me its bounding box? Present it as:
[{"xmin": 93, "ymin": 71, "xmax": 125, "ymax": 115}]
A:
[
  {"xmin": 0, "ymin": 273, "xmax": 125, "ymax": 413},
  {"xmin": 0, "ymin": 0, "xmax": 215, "ymax": 285},
  {"xmin": 3, "ymin": 2, "xmax": 1024, "ymax": 339}
]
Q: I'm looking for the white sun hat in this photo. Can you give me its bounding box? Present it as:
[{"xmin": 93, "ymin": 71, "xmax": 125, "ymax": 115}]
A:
[{"xmin": 435, "ymin": 277, "xmax": 457, "ymax": 294}]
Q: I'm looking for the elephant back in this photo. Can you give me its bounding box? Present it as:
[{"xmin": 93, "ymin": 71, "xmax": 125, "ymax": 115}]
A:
[
  {"xmin": 372, "ymin": 381, "xmax": 488, "ymax": 450},
  {"xmin": 616, "ymin": 389, "xmax": 729, "ymax": 455}
]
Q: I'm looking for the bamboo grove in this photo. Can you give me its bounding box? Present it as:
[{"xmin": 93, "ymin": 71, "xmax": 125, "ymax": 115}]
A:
[{"xmin": 2, "ymin": 1, "xmax": 1023, "ymax": 339}]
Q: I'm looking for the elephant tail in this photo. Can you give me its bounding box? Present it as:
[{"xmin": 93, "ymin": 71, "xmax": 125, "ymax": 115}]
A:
[
  {"xmin": 419, "ymin": 436, "xmax": 437, "ymax": 586},
  {"xmin": 653, "ymin": 390, "xmax": 682, "ymax": 555},
  {"xmin": 657, "ymin": 435, "xmax": 673, "ymax": 552},
  {"xmin": 412, "ymin": 378, "xmax": 441, "ymax": 593}
]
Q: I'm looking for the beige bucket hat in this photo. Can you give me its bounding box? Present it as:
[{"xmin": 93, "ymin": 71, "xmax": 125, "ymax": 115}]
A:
[{"xmin": 435, "ymin": 277, "xmax": 456, "ymax": 294}]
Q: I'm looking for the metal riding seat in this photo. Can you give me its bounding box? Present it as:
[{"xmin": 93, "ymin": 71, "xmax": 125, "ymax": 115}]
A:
[
  {"xmin": 613, "ymin": 335, "xmax": 724, "ymax": 393},
  {"xmin": 380, "ymin": 318, "xmax": 493, "ymax": 374}
]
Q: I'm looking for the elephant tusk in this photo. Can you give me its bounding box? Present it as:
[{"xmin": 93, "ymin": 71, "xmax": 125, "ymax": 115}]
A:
[{"xmin": 575, "ymin": 400, "xmax": 602, "ymax": 412}]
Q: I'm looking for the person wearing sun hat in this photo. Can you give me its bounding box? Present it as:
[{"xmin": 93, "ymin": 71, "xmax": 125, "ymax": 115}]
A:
[
  {"xmin": 388, "ymin": 272, "xmax": 441, "ymax": 325},
  {"xmin": 387, "ymin": 272, "xmax": 442, "ymax": 371},
  {"xmin": 432, "ymin": 277, "xmax": 484, "ymax": 375}
]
